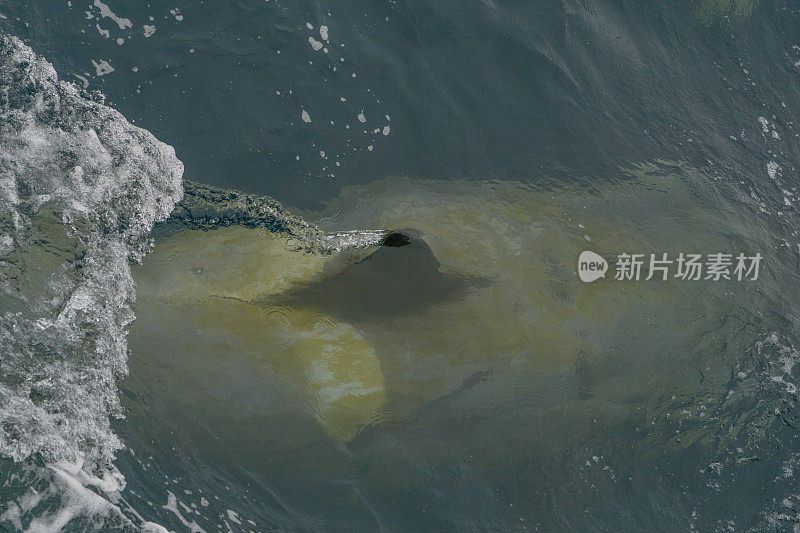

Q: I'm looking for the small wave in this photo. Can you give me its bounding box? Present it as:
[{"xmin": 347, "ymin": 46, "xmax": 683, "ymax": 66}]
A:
[{"xmin": 160, "ymin": 180, "xmax": 387, "ymax": 252}]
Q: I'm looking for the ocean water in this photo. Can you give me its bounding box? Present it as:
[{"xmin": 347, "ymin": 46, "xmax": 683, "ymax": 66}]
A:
[{"xmin": 2, "ymin": 0, "xmax": 800, "ymax": 531}]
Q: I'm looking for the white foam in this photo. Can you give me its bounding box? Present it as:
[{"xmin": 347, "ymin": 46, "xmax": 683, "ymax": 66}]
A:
[
  {"xmin": 767, "ymin": 161, "xmax": 780, "ymax": 181},
  {"xmin": 308, "ymin": 36, "xmax": 323, "ymax": 51},
  {"xmin": 91, "ymin": 59, "xmax": 115, "ymax": 76},
  {"xmin": 92, "ymin": 0, "xmax": 132, "ymax": 30},
  {"xmin": 0, "ymin": 33, "xmax": 182, "ymax": 530},
  {"xmin": 323, "ymin": 230, "xmax": 387, "ymax": 251},
  {"xmin": 163, "ymin": 491, "xmax": 206, "ymax": 533},
  {"xmin": 226, "ymin": 509, "xmax": 241, "ymax": 525}
]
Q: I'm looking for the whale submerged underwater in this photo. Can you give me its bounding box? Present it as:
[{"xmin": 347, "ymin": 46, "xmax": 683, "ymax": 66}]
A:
[{"xmin": 129, "ymin": 163, "xmax": 788, "ymax": 460}]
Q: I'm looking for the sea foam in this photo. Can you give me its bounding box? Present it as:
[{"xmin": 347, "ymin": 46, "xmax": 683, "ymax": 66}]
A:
[{"xmin": 0, "ymin": 33, "xmax": 182, "ymax": 529}]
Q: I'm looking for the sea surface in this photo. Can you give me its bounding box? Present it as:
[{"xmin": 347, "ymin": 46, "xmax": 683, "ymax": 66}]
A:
[{"xmin": 2, "ymin": 0, "xmax": 800, "ymax": 531}]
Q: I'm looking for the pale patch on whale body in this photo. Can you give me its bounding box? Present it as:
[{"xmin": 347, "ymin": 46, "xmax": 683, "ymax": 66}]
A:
[{"xmin": 284, "ymin": 311, "xmax": 385, "ymax": 441}]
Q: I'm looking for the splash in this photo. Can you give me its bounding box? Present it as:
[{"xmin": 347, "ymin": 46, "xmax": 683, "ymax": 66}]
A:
[{"xmin": 0, "ymin": 33, "xmax": 182, "ymax": 528}]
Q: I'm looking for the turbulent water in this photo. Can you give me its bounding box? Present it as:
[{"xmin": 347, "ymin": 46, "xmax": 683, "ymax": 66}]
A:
[{"xmin": 1, "ymin": 0, "xmax": 800, "ymax": 531}]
